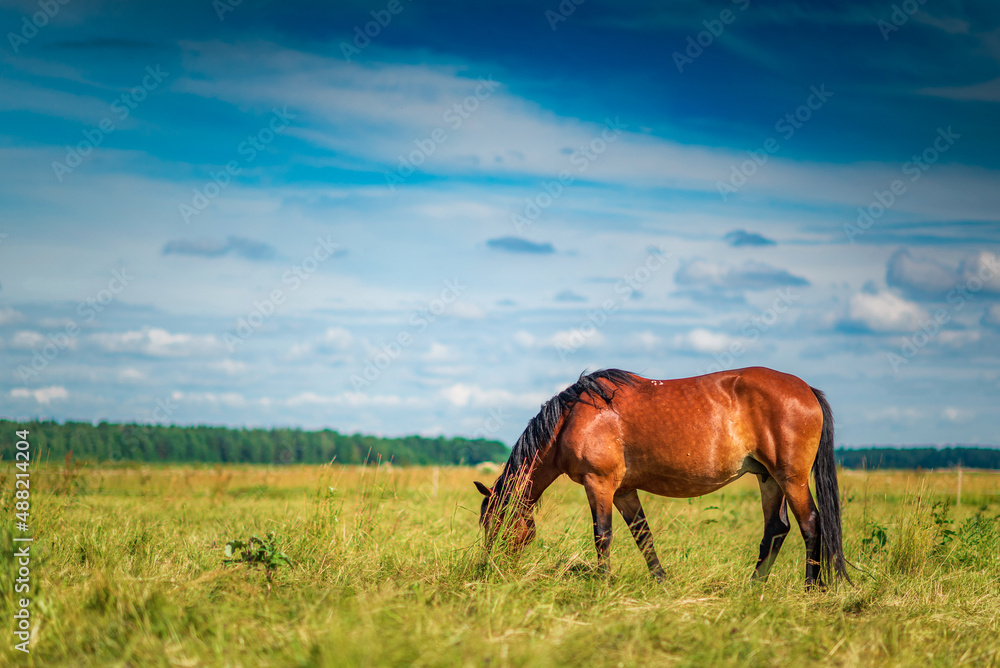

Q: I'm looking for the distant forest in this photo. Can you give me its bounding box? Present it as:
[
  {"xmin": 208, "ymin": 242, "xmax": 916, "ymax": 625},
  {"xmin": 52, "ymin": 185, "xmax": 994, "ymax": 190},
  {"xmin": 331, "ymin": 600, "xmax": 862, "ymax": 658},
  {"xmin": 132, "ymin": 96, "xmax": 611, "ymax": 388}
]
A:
[
  {"xmin": 0, "ymin": 420, "xmax": 508, "ymax": 466},
  {"xmin": 835, "ymin": 447, "xmax": 1000, "ymax": 470},
  {"xmin": 1, "ymin": 420, "xmax": 998, "ymax": 469}
]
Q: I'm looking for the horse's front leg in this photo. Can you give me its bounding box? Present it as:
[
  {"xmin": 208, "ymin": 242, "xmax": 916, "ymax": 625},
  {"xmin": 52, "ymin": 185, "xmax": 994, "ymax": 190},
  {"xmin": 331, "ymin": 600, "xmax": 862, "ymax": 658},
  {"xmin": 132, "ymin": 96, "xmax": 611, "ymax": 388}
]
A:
[{"xmin": 583, "ymin": 476, "xmax": 616, "ymax": 577}]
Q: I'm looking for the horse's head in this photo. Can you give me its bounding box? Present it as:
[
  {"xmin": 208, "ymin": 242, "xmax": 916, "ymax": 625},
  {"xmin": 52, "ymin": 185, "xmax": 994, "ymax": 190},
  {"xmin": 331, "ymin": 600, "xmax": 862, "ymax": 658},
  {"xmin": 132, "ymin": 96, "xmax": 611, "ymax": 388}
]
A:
[{"xmin": 475, "ymin": 480, "xmax": 535, "ymax": 552}]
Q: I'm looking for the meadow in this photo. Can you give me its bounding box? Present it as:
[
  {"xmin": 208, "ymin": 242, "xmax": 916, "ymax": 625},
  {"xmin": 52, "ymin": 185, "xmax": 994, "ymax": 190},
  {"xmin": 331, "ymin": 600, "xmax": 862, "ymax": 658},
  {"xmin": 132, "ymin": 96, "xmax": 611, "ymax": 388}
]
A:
[{"xmin": 1, "ymin": 462, "xmax": 998, "ymax": 667}]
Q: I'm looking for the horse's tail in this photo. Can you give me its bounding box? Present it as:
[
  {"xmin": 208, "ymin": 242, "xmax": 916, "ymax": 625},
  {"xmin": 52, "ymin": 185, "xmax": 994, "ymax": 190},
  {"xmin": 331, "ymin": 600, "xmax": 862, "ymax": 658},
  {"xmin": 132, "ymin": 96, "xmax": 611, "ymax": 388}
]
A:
[
  {"xmin": 495, "ymin": 369, "xmax": 636, "ymax": 496},
  {"xmin": 810, "ymin": 387, "xmax": 852, "ymax": 584}
]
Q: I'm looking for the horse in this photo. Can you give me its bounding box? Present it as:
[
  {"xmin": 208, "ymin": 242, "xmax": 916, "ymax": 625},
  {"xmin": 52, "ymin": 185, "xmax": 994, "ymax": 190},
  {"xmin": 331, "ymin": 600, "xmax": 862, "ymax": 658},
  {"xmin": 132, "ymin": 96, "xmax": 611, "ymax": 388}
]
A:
[{"xmin": 474, "ymin": 367, "xmax": 851, "ymax": 587}]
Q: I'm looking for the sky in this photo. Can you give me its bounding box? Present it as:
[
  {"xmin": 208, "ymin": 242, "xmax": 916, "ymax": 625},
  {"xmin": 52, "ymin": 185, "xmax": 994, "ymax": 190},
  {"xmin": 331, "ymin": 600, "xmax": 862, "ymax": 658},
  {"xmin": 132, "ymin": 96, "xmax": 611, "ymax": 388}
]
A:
[{"xmin": 1, "ymin": 0, "xmax": 999, "ymax": 447}]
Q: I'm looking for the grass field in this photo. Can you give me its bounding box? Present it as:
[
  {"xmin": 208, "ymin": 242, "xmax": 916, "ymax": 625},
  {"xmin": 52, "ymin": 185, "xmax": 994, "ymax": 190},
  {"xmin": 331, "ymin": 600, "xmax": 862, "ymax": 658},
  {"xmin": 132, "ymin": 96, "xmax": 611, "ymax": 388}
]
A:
[{"xmin": 2, "ymin": 461, "xmax": 999, "ymax": 667}]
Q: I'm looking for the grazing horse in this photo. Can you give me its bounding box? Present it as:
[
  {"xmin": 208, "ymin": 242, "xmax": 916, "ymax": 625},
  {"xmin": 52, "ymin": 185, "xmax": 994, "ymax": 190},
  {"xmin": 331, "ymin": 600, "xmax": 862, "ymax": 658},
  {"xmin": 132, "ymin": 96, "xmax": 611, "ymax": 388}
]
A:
[{"xmin": 475, "ymin": 367, "xmax": 851, "ymax": 587}]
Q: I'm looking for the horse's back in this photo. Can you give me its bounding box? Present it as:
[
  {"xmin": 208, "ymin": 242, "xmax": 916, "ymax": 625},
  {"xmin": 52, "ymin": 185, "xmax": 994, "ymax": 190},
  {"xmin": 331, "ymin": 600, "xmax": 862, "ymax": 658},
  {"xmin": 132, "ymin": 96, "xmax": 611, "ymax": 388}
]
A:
[{"xmin": 557, "ymin": 367, "xmax": 824, "ymax": 497}]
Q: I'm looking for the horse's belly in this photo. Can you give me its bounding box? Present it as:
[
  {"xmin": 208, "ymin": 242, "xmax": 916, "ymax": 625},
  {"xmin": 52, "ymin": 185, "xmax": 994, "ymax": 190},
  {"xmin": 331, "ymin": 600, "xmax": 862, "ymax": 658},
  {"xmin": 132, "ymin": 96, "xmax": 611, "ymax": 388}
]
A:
[
  {"xmin": 635, "ymin": 475, "xmax": 737, "ymax": 499},
  {"xmin": 623, "ymin": 448, "xmax": 755, "ymax": 498}
]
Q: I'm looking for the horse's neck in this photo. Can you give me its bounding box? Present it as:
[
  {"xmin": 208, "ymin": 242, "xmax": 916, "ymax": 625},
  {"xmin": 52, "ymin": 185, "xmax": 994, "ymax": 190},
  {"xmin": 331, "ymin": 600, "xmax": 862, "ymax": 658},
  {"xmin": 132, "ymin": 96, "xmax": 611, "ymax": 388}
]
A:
[
  {"xmin": 521, "ymin": 457, "xmax": 561, "ymax": 507},
  {"xmin": 507, "ymin": 411, "xmax": 567, "ymax": 507}
]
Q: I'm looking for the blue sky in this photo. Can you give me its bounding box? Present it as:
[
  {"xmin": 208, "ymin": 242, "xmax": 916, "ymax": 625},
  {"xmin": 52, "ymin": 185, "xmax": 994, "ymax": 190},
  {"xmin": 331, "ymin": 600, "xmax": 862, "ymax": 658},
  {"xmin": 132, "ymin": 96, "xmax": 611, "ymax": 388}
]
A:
[{"xmin": 1, "ymin": 0, "xmax": 999, "ymax": 446}]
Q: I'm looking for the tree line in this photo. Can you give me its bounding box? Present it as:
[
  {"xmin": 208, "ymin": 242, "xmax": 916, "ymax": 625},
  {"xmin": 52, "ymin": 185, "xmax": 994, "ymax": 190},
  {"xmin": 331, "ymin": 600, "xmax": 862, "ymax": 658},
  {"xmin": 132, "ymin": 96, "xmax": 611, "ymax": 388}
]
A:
[
  {"xmin": 2, "ymin": 420, "xmax": 997, "ymax": 469},
  {"xmin": 835, "ymin": 447, "xmax": 1000, "ymax": 470},
  {"xmin": 0, "ymin": 420, "xmax": 508, "ymax": 466}
]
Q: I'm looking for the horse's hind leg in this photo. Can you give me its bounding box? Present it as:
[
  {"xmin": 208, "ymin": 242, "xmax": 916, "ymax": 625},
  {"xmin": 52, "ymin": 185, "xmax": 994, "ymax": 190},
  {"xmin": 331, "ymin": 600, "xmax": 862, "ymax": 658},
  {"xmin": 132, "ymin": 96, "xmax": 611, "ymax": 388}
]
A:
[
  {"xmin": 752, "ymin": 475, "xmax": 790, "ymax": 582},
  {"xmin": 780, "ymin": 474, "xmax": 823, "ymax": 588},
  {"xmin": 614, "ymin": 489, "xmax": 666, "ymax": 581}
]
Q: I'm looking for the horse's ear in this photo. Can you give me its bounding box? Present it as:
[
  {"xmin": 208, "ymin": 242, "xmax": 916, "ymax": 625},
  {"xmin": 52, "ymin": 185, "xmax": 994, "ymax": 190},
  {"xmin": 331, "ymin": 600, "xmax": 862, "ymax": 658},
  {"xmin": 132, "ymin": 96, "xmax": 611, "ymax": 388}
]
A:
[{"xmin": 474, "ymin": 481, "xmax": 491, "ymax": 497}]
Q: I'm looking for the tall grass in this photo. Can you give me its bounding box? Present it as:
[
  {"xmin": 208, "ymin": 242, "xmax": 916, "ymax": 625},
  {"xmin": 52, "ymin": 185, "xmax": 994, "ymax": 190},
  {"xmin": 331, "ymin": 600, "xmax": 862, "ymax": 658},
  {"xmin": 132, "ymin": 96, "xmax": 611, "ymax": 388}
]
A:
[{"xmin": 1, "ymin": 463, "xmax": 998, "ymax": 666}]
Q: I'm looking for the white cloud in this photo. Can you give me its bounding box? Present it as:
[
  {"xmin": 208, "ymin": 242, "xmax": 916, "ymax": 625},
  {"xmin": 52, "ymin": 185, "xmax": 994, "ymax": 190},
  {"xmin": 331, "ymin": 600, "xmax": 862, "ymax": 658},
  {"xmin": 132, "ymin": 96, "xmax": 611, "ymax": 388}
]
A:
[
  {"xmin": 37, "ymin": 317, "xmax": 75, "ymax": 328},
  {"xmin": 983, "ymin": 304, "xmax": 1000, "ymax": 328},
  {"xmin": 451, "ymin": 302, "xmax": 486, "ymax": 319},
  {"xmin": 118, "ymin": 367, "xmax": 145, "ymax": 382},
  {"xmin": 920, "ymin": 77, "xmax": 1000, "ymax": 103},
  {"xmin": 673, "ymin": 328, "xmax": 737, "ymax": 354},
  {"xmin": 886, "ymin": 248, "xmax": 957, "ymax": 298},
  {"xmin": 864, "ymin": 406, "xmax": 921, "ymax": 422},
  {"xmin": 673, "ymin": 259, "xmax": 808, "ymax": 297},
  {"xmin": 423, "ymin": 364, "xmax": 474, "ymax": 377},
  {"xmin": 0, "ymin": 79, "xmax": 113, "ymax": 124},
  {"xmin": 846, "ymin": 291, "xmax": 928, "ymax": 333},
  {"xmin": 173, "ymin": 41, "xmax": 1000, "ymax": 221},
  {"xmin": 319, "ymin": 326, "xmax": 353, "ymax": 350},
  {"xmin": 513, "ymin": 330, "xmax": 535, "ymax": 348},
  {"xmin": 11, "ymin": 385, "xmax": 68, "ymax": 404},
  {"xmin": 959, "ymin": 251, "xmax": 1000, "ymax": 293},
  {"xmin": 11, "ymin": 331, "xmax": 46, "ymax": 349},
  {"xmin": 422, "ymin": 342, "xmax": 453, "ymax": 362},
  {"xmin": 0, "ymin": 308, "xmax": 24, "ymax": 326},
  {"xmin": 440, "ymin": 384, "xmax": 476, "ymax": 407},
  {"xmin": 286, "ymin": 391, "xmax": 422, "ymax": 407},
  {"xmin": 888, "ymin": 249, "xmax": 1000, "ymax": 300},
  {"xmin": 631, "ymin": 330, "xmax": 662, "ymax": 351},
  {"xmin": 938, "ymin": 330, "xmax": 980, "ymax": 348},
  {"xmin": 9, "ymin": 329, "xmax": 78, "ymax": 351},
  {"xmin": 209, "ymin": 358, "xmax": 249, "ymax": 375},
  {"xmin": 912, "ymin": 12, "xmax": 970, "ymax": 35},
  {"xmin": 172, "ymin": 391, "xmax": 252, "ymax": 407},
  {"xmin": 289, "ymin": 327, "xmax": 354, "ymax": 359},
  {"xmin": 440, "ymin": 383, "xmax": 548, "ymax": 409},
  {"xmin": 942, "ymin": 407, "xmax": 973, "ymax": 423},
  {"xmin": 287, "ymin": 341, "xmax": 313, "ymax": 359},
  {"xmin": 90, "ymin": 327, "xmax": 221, "ymax": 357},
  {"xmin": 549, "ymin": 328, "xmax": 605, "ymax": 350}
]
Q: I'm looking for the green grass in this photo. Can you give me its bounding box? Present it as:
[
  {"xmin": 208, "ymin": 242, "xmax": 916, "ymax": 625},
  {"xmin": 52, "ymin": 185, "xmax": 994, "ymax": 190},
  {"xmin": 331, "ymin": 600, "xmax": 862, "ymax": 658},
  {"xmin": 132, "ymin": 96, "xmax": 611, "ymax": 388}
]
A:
[{"xmin": 1, "ymin": 463, "xmax": 998, "ymax": 666}]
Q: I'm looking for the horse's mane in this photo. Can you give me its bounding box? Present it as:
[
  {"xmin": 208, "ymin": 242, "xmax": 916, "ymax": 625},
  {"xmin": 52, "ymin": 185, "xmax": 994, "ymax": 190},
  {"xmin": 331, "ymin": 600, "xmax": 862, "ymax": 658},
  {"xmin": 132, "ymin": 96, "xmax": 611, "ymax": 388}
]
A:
[{"xmin": 494, "ymin": 368, "xmax": 637, "ymax": 500}]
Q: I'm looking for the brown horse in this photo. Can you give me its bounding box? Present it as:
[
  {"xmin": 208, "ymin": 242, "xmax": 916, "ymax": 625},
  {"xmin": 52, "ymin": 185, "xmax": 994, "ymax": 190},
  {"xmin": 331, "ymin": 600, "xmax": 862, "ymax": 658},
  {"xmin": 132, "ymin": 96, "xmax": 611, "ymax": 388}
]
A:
[{"xmin": 475, "ymin": 367, "xmax": 851, "ymax": 587}]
